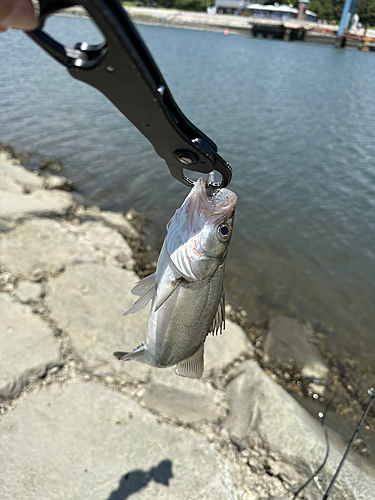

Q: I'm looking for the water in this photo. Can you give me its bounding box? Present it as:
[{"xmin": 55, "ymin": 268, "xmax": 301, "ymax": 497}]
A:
[{"xmin": 1, "ymin": 17, "xmax": 375, "ymax": 374}]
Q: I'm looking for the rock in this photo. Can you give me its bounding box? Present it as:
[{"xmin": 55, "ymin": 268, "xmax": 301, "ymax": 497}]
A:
[
  {"xmin": 204, "ymin": 320, "xmax": 254, "ymax": 374},
  {"xmin": 0, "ymin": 152, "xmax": 43, "ymax": 191},
  {"xmin": 42, "ymin": 174, "xmax": 71, "ymax": 190},
  {"xmin": 45, "ymin": 263, "xmax": 151, "ymax": 382},
  {"xmin": 75, "ymin": 206, "xmax": 140, "ymax": 239},
  {"xmin": 301, "ymin": 361, "xmax": 329, "ymax": 381},
  {"xmin": 0, "ymin": 172, "xmax": 23, "ymax": 193},
  {"xmin": 14, "ymin": 281, "xmax": 44, "ymax": 303},
  {"xmin": 98, "ymin": 210, "xmax": 140, "ymax": 239},
  {"xmin": 263, "ymin": 316, "xmax": 329, "ymax": 381},
  {"xmin": 0, "ymin": 189, "xmax": 74, "ymax": 220},
  {"xmin": 0, "ymin": 218, "xmax": 137, "ymax": 280},
  {"xmin": 224, "ymin": 360, "xmax": 375, "ymax": 500},
  {"xmin": 38, "ymin": 157, "xmax": 64, "ymax": 173},
  {"xmin": 265, "ymin": 458, "xmax": 301, "ymax": 487},
  {"xmin": 78, "ymin": 221, "xmax": 135, "ymax": 269},
  {"xmin": 0, "ymin": 382, "xmax": 238, "ymax": 500},
  {"xmin": 0, "ymin": 293, "xmax": 60, "ymax": 396},
  {"xmin": 143, "ymin": 367, "xmax": 225, "ymax": 423},
  {"xmin": 0, "ymin": 218, "xmax": 98, "ymax": 280},
  {"xmin": 240, "ymin": 492, "xmax": 266, "ymax": 500},
  {"xmin": 74, "ymin": 204, "xmax": 100, "ymax": 220},
  {"xmin": 225, "ymin": 360, "xmax": 324, "ymax": 458},
  {"xmin": 307, "ymin": 382, "xmax": 326, "ymax": 398},
  {"xmin": 0, "ymin": 219, "xmax": 16, "ymax": 232}
]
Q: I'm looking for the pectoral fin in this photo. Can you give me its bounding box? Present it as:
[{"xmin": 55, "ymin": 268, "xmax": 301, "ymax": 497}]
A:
[
  {"xmin": 175, "ymin": 343, "xmax": 204, "ymax": 379},
  {"xmin": 208, "ymin": 288, "xmax": 225, "ymax": 336},
  {"xmin": 131, "ymin": 273, "xmax": 156, "ymax": 296},
  {"xmin": 123, "ymin": 274, "xmax": 157, "ymax": 316},
  {"xmin": 154, "ymin": 278, "xmax": 183, "ymax": 312}
]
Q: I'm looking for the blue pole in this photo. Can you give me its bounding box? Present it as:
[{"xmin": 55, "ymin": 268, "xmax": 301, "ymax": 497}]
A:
[{"xmin": 337, "ymin": 0, "xmax": 353, "ymax": 37}]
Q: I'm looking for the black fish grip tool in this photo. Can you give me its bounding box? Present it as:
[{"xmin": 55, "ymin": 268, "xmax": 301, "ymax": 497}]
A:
[{"xmin": 26, "ymin": 0, "xmax": 232, "ymax": 189}]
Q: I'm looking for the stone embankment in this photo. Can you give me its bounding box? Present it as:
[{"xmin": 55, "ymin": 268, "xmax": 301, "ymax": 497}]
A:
[
  {"xmin": 0, "ymin": 147, "xmax": 374, "ymax": 499},
  {"xmin": 127, "ymin": 6, "xmax": 253, "ymax": 34},
  {"xmin": 61, "ymin": 5, "xmax": 253, "ymax": 35}
]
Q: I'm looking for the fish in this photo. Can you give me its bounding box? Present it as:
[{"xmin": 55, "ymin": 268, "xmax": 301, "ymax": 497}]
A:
[{"xmin": 113, "ymin": 177, "xmax": 237, "ymax": 379}]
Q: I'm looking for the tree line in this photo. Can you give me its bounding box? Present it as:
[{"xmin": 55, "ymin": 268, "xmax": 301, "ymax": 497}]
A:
[
  {"xmin": 296, "ymin": 0, "xmax": 375, "ymax": 26},
  {"xmin": 135, "ymin": 0, "xmax": 375, "ymax": 25}
]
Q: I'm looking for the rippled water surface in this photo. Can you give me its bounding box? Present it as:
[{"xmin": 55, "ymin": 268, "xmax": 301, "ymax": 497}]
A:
[{"xmin": 1, "ymin": 16, "xmax": 375, "ymax": 371}]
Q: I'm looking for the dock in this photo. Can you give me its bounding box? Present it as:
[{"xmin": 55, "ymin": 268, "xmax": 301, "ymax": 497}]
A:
[{"xmin": 251, "ymin": 18, "xmax": 375, "ymax": 48}]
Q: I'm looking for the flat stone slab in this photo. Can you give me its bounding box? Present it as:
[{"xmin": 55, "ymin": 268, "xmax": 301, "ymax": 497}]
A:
[
  {"xmin": 0, "ymin": 172, "xmax": 23, "ymax": 193},
  {"xmin": 78, "ymin": 221, "xmax": 135, "ymax": 268},
  {"xmin": 0, "ymin": 152, "xmax": 43, "ymax": 192},
  {"xmin": 45, "ymin": 263, "xmax": 150, "ymax": 382},
  {"xmin": 225, "ymin": 361, "xmax": 326, "ymax": 461},
  {"xmin": 204, "ymin": 319, "xmax": 254, "ymax": 374},
  {"xmin": 98, "ymin": 210, "xmax": 140, "ymax": 239},
  {"xmin": 14, "ymin": 281, "xmax": 44, "ymax": 303},
  {"xmin": 0, "ymin": 293, "xmax": 60, "ymax": 396},
  {"xmin": 0, "ymin": 218, "xmax": 135, "ymax": 281},
  {"xmin": 224, "ymin": 360, "xmax": 375, "ymax": 500},
  {"xmin": 143, "ymin": 367, "xmax": 225, "ymax": 423},
  {"xmin": 141, "ymin": 321, "xmax": 251, "ymax": 423},
  {"xmin": 0, "ymin": 382, "xmax": 238, "ymax": 500},
  {"xmin": 0, "ymin": 189, "xmax": 73, "ymax": 220},
  {"xmin": 263, "ymin": 316, "xmax": 329, "ymax": 381},
  {"xmin": 76, "ymin": 206, "xmax": 140, "ymax": 239},
  {"xmin": 0, "ymin": 218, "xmax": 98, "ymax": 280}
]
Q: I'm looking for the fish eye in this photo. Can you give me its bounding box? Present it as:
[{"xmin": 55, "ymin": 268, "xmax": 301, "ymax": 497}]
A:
[{"xmin": 217, "ymin": 223, "xmax": 231, "ymax": 240}]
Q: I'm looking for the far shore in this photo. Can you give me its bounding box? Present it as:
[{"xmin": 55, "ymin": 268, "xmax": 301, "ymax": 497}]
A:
[{"xmin": 57, "ymin": 5, "xmax": 347, "ymax": 42}]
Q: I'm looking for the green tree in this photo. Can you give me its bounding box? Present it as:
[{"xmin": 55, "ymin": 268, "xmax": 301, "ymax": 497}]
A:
[
  {"xmin": 138, "ymin": 0, "xmax": 375, "ymax": 19},
  {"xmin": 309, "ymin": 0, "xmax": 335, "ymax": 19},
  {"xmin": 357, "ymin": 0, "xmax": 375, "ymax": 26}
]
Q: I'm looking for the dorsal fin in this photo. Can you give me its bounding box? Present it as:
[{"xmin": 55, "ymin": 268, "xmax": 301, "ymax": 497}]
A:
[{"xmin": 208, "ymin": 288, "xmax": 225, "ymax": 336}]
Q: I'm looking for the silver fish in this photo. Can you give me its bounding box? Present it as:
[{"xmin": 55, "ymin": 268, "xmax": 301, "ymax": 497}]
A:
[{"xmin": 114, "ymin": 177, "xmax": 237, "ymax": 378}]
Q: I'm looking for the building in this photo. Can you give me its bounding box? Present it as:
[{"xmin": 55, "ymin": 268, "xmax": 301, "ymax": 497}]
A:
[{"xmin": 214, "ymin": 0, "xmax": 317, "ymax": 22}]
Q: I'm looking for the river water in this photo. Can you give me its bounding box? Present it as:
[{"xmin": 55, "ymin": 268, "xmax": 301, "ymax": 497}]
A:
[{"xmin": 1, "ymin": 17, "xmax": 375, "ymax": 376}]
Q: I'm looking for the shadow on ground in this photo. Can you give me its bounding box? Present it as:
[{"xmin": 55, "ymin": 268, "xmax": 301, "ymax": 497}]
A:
[{"xmin": 107, "ymin": 459, "xmax": 173, "ymax": 499}]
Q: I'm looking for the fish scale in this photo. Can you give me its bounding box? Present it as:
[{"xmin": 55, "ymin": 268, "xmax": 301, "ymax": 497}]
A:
[{"xmin": 156, "ymin": 269, "xmax": 224, "ymax": 367}]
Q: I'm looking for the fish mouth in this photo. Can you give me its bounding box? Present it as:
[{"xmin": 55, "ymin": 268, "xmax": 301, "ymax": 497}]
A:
[
  {"xmin": 179, "ymin": 177, "xmax": 237, "ymax": 232},
  {"xmin": 193, "ymin": 177, "xmax": 237, "ymax": 217},
  {"xmin": 166, "ymin": 177, "xmax": 237, "ymax": 235}
]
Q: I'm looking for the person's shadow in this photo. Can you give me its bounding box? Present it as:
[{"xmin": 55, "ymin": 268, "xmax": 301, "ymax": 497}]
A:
[{"xmin": 107, "ymin": 459, "xmax": 173, "ymax": 499}]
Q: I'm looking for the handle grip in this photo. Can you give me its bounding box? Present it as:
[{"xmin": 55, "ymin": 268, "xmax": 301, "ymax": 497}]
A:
[{"xmin": 27, "ymin": 0, "xmax": 232, "ymax": 188}]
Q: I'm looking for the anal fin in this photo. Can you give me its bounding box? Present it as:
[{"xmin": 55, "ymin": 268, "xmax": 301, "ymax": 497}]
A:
[{"xmin": 175, "ymin": 344, "xmax": 204, "ymax": 379}]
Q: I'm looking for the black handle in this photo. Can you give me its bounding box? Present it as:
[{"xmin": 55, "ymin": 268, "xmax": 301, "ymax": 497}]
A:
[{"xmin": 26, "ymin": 0, "xmax": 232, "ymax": 188}]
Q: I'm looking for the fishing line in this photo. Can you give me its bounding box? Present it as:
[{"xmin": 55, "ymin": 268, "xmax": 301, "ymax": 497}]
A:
[
  {"xmin": 293, "ymin": 387, "xmax": 375, "ymax": 499},
  {"xmin": 292, "ymin": 408, "xmax": 331, "ymax": 500},
  {"xmin": 322, "ymin": 387, "xmax": 375, "ymax": 499}
]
